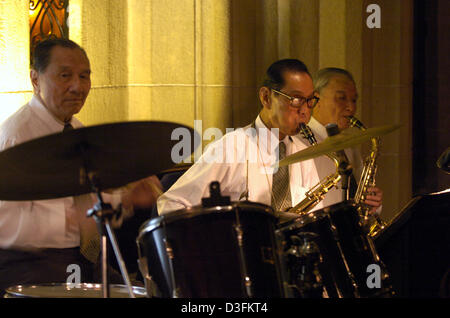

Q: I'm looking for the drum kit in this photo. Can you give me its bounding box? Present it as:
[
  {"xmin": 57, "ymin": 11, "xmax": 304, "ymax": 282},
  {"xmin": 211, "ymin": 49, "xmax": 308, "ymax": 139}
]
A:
[{"xmin": 0, "ymin": 120, "xmax": 400, "ymax": 298}]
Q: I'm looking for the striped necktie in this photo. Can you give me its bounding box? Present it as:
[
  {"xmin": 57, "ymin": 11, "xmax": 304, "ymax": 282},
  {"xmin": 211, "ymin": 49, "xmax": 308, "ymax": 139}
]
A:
[{"xmin": 271, "ymin": 141, "xmax": 292, "ymax": 212}]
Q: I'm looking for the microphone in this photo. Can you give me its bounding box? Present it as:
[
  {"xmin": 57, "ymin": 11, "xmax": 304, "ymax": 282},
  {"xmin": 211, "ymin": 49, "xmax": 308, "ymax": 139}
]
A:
[
  {"xmin": 325, "ymin": 123, "xmax": 340, "ymax": 137},
  {"xmin": 325, "ymin": 123, "xmax": 349, "ymax": 164}
]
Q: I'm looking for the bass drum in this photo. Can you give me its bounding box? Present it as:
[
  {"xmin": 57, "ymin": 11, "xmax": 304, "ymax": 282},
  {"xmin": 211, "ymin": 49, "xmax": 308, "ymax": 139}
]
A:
[{"xmin": 137, "ymin": 201, "xmax": 285, "ymax": 298}]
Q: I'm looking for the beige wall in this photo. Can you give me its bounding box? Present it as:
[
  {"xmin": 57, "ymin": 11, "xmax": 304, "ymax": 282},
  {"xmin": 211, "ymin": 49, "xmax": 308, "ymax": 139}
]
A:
[
  {"xmin": 0, "ymin": 0, "xmax": 32, "ymax": 120},
  {"xmin": 360, "ymin": 0, "xmax": 414, "ymax": 221},
  {"xmin": 0, "ymin": 0, "xmax": 413, "ymax": 222}
]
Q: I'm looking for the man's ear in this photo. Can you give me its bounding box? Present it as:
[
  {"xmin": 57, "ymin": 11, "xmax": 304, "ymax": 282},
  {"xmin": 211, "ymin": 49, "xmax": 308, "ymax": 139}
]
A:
[
  {"xmin": 30, "ymin": 69, "xmax": 39, "ymax": 93},
  {"xmin": 312, "ymin": 92, "xmax": 321, "ymax": 115},
  {"xmin": 258, "ymin": 86, "xmax": 271, "ymax": 109}
]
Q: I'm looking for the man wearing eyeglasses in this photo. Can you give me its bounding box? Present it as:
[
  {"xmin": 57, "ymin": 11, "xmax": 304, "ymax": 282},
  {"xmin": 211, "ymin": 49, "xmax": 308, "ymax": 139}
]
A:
[
  {"xmin": 301, "ymin": 67, "xmax": 383, "ymax": 214},
  {"xmin": 158, "ymin": 59, "xmax": 322, "ymax": 215}
]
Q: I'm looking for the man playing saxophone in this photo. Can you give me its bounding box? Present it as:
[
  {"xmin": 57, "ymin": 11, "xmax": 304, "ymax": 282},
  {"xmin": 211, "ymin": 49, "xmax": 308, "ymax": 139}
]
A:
[{"xmin": 299, "ymin": 67, "xmax": 383, "ymax": 215}]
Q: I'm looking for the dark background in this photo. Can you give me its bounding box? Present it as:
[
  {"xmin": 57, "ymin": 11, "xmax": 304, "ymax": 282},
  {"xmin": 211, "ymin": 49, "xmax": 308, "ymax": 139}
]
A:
[{"xmin": 413, "ymin": 0, "xmax": 450, "ymax": 195}]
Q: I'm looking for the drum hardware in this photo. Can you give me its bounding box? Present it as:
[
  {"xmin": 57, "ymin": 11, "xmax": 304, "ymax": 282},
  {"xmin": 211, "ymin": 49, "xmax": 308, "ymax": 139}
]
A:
[
  {"xmin": 203, "ymin": 182, "xmax": 255, "ymax": 297},
  {"xmin": 162, "ymin": 237, "xmax": 180, "ymax": 298},
  {"xmin": 261, "ymin": 247, "xmax": 276, "ymax": 264},
  {"xmin": 164, "ymin": 238, "xmax": 175, "ymax": 259},
  {"xmin": 0, "ymin": 121, "xmax": 198, "ymax": 298},
  {"xmin": 202, "ymin": 181, "xmax": 231, "ymax": 207},
  {"xmin": 327, "ymin": 214, "xmax": 360, "ymax": 298},
  {"xmin": 284, "ymin": 232, "xmax": 325, "ymax": 298},
  {"xmin": 234, "ymin": 222, "xmax": 253, "ymax": 297},
  {"xmin": 79, "ymin": 148, "xmax": 134, "ymax": 298},
  {"xmin": 436, "ymin": 146, "xmax": 450, "ymax": 174},
  {"xmin": 137, "ymin": 256, "xmax": 161, "ymax": 297},
  {"xmin": 276, "ymin": 213, "xmax": 357, "ymax": 298}
]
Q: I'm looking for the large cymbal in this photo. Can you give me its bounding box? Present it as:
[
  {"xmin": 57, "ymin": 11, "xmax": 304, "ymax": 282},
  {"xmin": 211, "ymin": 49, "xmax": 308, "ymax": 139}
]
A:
[
  {"xmin": 0, "ymin": 121, "xmax": 198, "ymax": 201},
  {"xmin": 279, "ymin": 124, "xmax": 401, "ymax": 167}
]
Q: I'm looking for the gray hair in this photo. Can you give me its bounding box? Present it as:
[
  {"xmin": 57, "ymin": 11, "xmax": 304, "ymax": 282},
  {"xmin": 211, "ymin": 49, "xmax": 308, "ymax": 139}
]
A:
[{"xmin": 313, "ymin": 67, "xmax": 355, "ymax": 93}]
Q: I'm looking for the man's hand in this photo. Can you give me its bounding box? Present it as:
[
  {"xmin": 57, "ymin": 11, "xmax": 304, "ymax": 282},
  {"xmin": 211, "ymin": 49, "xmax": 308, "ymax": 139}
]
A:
[
  {"xmin": 364, "ymin": 186, "xmax": 383, "ymax": 215},
  {"xmin": 121, "ymin": 175, "xmax": 163, "ymax": 218}
]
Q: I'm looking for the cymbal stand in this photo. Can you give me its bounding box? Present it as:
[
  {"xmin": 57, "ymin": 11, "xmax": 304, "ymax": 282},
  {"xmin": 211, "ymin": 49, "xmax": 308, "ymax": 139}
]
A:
[{"xmin": 86, "ymin": 176, "xmax": 135, "ymax": 298}]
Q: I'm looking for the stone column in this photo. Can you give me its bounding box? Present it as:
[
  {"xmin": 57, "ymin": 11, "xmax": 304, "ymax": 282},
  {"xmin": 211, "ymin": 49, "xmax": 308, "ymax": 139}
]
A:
[{"xmin": 0, "ymin": 0, "xmax": 32, "ymax": 123}]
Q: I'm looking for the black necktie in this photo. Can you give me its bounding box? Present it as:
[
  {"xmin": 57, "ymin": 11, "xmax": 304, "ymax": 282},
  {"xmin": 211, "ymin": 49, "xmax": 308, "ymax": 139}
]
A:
[{"xmin": 63, "ymin": 123, "xmax": 73, "ymax": 131}]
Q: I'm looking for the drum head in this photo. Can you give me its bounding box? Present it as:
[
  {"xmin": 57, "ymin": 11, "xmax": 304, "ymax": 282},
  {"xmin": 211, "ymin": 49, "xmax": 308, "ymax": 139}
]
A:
[{"xmin": 4, "ymin": 283, "xmax": 147, "ymax": 298}]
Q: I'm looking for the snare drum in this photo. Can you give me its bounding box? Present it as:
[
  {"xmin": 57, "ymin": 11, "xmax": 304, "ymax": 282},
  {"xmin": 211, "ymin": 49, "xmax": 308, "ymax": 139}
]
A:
[
  {"xmin": 4, "ymin": 283, "xmax": 147, "ymax": 298},
  {"xmin": 136, "ymin": 201, "xmax": 285, "ymax": 298},
  {"xmin": 277, "ymin": 201, "xmax": 393, "ymax": 298}
]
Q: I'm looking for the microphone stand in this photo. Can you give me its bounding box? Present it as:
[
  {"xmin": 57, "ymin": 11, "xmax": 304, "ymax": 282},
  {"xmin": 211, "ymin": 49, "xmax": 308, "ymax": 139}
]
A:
[
  {"xmin": 338, "ymin": 160, "xmax": 353, "ymax": 201},
  {"xmin": 325, "ymin": 123, "xmax": 353, "ymax": 202}
]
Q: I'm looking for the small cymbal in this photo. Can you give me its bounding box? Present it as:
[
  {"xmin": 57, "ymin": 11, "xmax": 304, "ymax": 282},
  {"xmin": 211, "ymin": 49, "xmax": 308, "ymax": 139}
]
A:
[
  {"xmin": 279, "ymin": 124, "xmax": 401, "ymax": 167},
  {"xmin": 157, "ymin": 162, "xmax": 193, "ymax": 177},
  {"xmin": 0, "ymin": 121, "xmax": 198, "ymax": 201}
]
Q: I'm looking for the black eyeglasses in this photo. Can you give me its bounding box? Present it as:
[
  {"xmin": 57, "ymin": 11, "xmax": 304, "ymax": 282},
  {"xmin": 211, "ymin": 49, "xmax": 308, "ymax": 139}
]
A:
[{"xmin": 271, "ymin": 88, "xmax": 319, "ymax": 109}]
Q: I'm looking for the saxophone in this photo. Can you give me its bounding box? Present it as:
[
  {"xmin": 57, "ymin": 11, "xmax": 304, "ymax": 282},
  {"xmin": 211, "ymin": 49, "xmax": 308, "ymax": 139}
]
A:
[
  {"xmin": 287, "ymin": 124, "xmax": 341, "ymax": 215},
  {"xmin": 348, "ymin": 116, "xmax": 386, "ymax": 237}
]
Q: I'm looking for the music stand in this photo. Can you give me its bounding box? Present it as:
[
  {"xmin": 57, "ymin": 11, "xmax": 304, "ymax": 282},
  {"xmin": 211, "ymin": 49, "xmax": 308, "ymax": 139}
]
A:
[{"xmin": 374, "ymin": 188, "xmax": 450, "ymax": 297}]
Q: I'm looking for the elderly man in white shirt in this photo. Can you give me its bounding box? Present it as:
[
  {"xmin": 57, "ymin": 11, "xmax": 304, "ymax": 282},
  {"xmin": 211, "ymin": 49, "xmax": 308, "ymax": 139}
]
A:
[
  {"xmin": 157, "ymin": 59, "xmax": 322, "ymax": 216},
  {"xmin": 0, "ymin": 38, "xmax": 159, "ymax": 293},
  {"xmin": 298, "ymin": 67, "xmax": 383, "ymax": 214}
]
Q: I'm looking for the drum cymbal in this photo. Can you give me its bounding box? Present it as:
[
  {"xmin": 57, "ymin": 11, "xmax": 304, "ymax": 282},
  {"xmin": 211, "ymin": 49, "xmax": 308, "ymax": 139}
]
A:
[
  {"xmin": 0, "ymin": 121, "xmax": 198, "ymax": 201},
  {"xmin": 279, "ymin": 124, "xmax": 401, "ymax": 167},
  {"xmin": 157, "ymin": 162, "xmax": 193, "ymax": 177}
]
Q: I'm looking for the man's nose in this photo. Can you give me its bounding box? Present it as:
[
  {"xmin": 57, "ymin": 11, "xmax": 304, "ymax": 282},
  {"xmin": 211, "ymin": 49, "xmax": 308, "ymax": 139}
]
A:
[
  {"xmin": 68, "ymin": 76, "xmax": 84, "ymax": 93},
  {"xmin": 297, "ymin": 103, "xmax": 310, "ymax": 116},
  {"xmin": 346, "ymin": 100, "xmax": 356, "ymax": 113}
]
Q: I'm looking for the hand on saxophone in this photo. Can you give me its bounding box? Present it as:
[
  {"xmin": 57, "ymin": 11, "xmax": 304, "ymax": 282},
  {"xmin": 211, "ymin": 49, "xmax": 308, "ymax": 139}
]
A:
[{"xmin": 364, "ymin": 186, "xmax": 383, "ymax": 215}]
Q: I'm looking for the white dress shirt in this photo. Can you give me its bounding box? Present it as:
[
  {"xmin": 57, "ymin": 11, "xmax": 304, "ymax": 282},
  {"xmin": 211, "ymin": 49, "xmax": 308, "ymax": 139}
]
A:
[
  {"xmin": 299, "ymin": 116, "xmax": 363, "ymax": 208},
  {"xmin": 0, "ymin": 95, "xmax": 120, "ymax": 249},
  {"xmin": 157, "ymin": 115, "xmax": 323, "ymax": 214}
]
